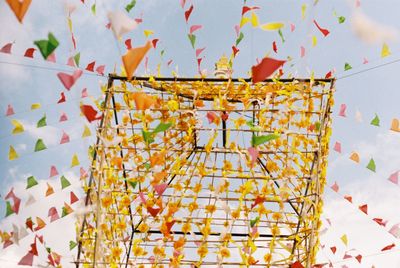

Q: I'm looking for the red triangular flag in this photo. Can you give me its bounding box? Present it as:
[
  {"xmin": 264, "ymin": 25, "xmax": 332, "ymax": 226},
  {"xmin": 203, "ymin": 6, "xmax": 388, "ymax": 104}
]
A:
[
  {"xmin": 85, "ymin": 61, "xmax": 95, "ymax": 72},
  {"xmin": 57, "ymin": 92, "xmax": 66, "ymax": 103},
  {"xmin": 80, "ymin": 104, "xmax": 102, "ymax": 123},
  {"xmin": 381, "ymin": 243, "xmax": 395, "ymax": 251},
  {"xmin": 184, "ymin": 5, "xmax": 193, "ymax": 22},
  {"xmin": 125, "ymin": 39, "xmax": 132, "ymax": 50},
  {"xmin": 251, "ymin": 57, "xmax": 286, "ymax": 83},
  {"xmin": 70, "ymin": 191, "xmax": 79, "ymax": 204},
  {"xmin": 359, "ymin": 204, "xmax": 368, "ymax": 214},
  {"xmin": 313, "ymin": 20, "xmax": 330, "ymax": 37},
  {"xmin": 24, "ymin": 48, "xmax": 35, "ymax": 58},
  {"xmin": 147, "ymin": 206, "xmax": 161, "ymax": 217}
]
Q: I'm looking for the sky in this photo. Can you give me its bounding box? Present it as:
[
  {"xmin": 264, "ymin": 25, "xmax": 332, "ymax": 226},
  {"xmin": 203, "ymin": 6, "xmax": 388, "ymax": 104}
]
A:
[{"xmin": 0, "ymin": 0, "xmax": 400, "ymax": 267}]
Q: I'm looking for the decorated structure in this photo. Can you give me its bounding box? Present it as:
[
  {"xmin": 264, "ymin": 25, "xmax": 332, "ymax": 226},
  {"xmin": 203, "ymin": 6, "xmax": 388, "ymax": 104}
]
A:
[{"xmin": 76, "ymin": 75, "xmax": 335, "ymax": 267}]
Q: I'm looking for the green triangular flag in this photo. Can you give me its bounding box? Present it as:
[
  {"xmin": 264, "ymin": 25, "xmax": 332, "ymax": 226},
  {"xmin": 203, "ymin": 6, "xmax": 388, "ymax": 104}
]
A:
[
  {"xmin": 91, "ymin": 4, "xmax": 96, "ymax": 15},
  {"xmin": 5, "ymin": 201, "xmax": 14, "ymax": 217},
  {"xmin": 251, "ymin": 134, "xmax": 280, "ymax": 146},
  {"xmin": 34, "ymin": 139, "xmax": 47, "ymax": 152},
  {"xmin": 188, "ymin": 34, "xmax": 196, "ymax": 49},
  {"xmin": 125, "ymin": 0, "xmax": 136, "ymax": 12},
  {"xmin": 153, "ymin": 122, "xmax": 172, "ymax": 134},
  {"xmin": 236, "ymin": 32, "xmax": 244, "ymax": 46},
  {"xmin": 61, "ymin": 207, "xmax": 68, "ymax": 217},
  {"xmin": 69, "ymin": 240, "xmax": 77, "ymax": 250},
  {"xmin": 338, "ymin": 16, "xmax": 346, "ymax": 24},
  {"xmin": 26, "ymin": 176, "xmax": 39, "ymax": 189},
  {"xmin": 34, "ymin": 33, "xmax": 59, "ymax": 59},
  {"xmin": 37, "ymin": 114, "xmax": 47, "ymax": 128},
  {"xmin": 370, "ymin": 114, "xmax": 380, "ymax": 126},
  {"xmin": 366, "ymin": 158, "xmax": 376, "ymax": 172},
  {"xmin": 74, "ymin": 52, "xmax": 80, "ymax": 67},
  {"xmin": 344, "ymin": 63, "xmax": 352, "ymax": 71},
  {"xmin": 250, "ymin": 216, "xmax": 259, "ymax": 227},
  {"xmin": 60, "ymin": 175, "xmax": 71, "ymax": 189},
  {"xmin": 278, "ymin": 29, "xmax": 285, "ymax": 43}
]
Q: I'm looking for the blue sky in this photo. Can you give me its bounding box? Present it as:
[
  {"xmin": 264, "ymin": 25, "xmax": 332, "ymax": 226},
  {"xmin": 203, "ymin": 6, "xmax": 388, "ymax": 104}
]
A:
[{"xmin": 0, "ymin": 0, "xmax": 400, "ymax": 267}]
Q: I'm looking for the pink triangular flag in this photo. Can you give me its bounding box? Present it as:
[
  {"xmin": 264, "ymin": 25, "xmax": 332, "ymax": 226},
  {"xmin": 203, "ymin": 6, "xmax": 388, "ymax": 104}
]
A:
[
  {"xmin": 96, "ymin": 65, "xmax": 105, "ymax": 76},
  {"xmin": 333, "ymin": 142, "xmax": 342, "ymax": 153},
  {"xmin": 338, "ymin": 104, "xmax": 346, "ymax": 117},
  {"xmin": 57, "ymin": 69, "xmax": 83, "ymax": 90},
  {"xmin": 6, "ymin": 104, "xmax": 15, "ymax": 116},
  {"xmin": 290, "ymin": 23, "xmax": 296, "ymax": 32},
  {"xmin": 234, "ymin": 24, "xmax": 240, "ymax": 36},
  {"xmin": 18, "ymin": 252, "xmax": 34, "ymax": 266},
  {"xmin": 190, "ymin": 24, "xmax": 202, "ymax": 34},
  {"xmin": 48, "ymin": 207, "xmax": 60, "ymax": 222},
  {"xmin": 49, "ymin": 166, "xmax": 58, "ymax": 177},
  {"xmin": 388, "ymin": 171, "xmax": 399, "ymax": 185},
  {"xmin": 300, "ymin": 46, "xmax": 305, "ymax": 58},
  {"xmin": 47, "ymin": 52, "xmax": 56, "ymax": 63},
  {"xmin": 195, "ymin": 47, "xmax": 205, "ymax": 58},
  {"xmin": 60, "ymin": 131, "xmax": 70, "ymax": 144},
  {"xmin": 247, "ymin": 147, "xmax": 259, "ymax": 167},
  {"xmin": 59, "ymin": 112, "xmax": 68, "ymax": 122},
  {"xmin": 389, "ymin": 223, "xmax": 400, "ymax": 238},
  {"xmin": 331, "ymin": 182, "xmax": 339, "ymax": 192},
  {"xmin": 80, "ymin": 167, "xmax": 88, "ymax": 179},
  {"xmin": 81, "ymin": 88, "xmax": 88, "ymax": 98},
  {"xmin": 67, "ymin": 57, "xmax": 76, "ymax": 67},
  {"xmin": 138, "ymin": 192, "xmax": 147, "ymax": 204},
  {"xmin": 154, "ymin": 183, "xmax": 168, "ymax": 196},
  {"xmin": 0, "ymin": 43, "xmax": 13, "ymax": 54}
]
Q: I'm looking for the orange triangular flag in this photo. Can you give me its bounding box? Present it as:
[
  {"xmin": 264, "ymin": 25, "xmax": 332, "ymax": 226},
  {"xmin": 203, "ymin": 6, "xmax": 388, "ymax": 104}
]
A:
[
  {"xmin": 6, "ymin": 0, "xmax": 32, "ymax": 23},
  {"xmin": 131, "ymin": 92, "xmax": 156, "ymax": 110},
  {"xmin": 349, "ymin": 152, "xmax": 360, "ymax": 163},
  {"xmin": 45, "ymin": 183, "xmax": 54, "ymax": 196},
  {"xmin": 390, "ymin": 118, "xmax": 400, "ymax": 132},
  {"xmin": 34, "ymin": 217, "xmax": 46, "ymax": 231},
  {"xmin": 122, "ymin": 41, "xmax": 152, "ymax": 79}
]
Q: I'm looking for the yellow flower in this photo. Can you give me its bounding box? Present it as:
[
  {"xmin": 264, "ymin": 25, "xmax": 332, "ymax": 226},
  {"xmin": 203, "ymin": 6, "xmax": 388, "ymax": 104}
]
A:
[
  {"xmin": 101, "ymin": 196, "xmax": 113, "ymax": 208},
  {"xmin": 219, "ymin": 247, "xmax": 230, "ymax": 258},
  {"xmin": 197, "ymin": 244, "xmax": 208, "ymax": 258},
  {"xmin": 111, "ymin": 247, "xmax": 122, "ymax": 260}
]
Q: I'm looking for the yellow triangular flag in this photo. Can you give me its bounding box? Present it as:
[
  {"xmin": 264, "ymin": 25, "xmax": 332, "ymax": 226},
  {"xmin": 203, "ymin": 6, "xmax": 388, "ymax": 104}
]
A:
[
  {"xmin": 250, "ymin": 12, "xmax": 259, "ymax": 27},
  {"xmin": 82, "ymin": 125, "xmax": 91, "ymax": 137},
  {"xmin": 143, "ymin": 29, "xmax": 154, "ymax": 38},
  {"xmin": 240, "ymin": 17, "xmax": 250, "ymax": 28},
  {"xmin": 31, "ymin": 103, "xmax": 41, "ymax": 110},
  {"xmin": 312, "ymin": 35, "xmax": 317, "ymax": 47},
  {"xmin": 301, "ymin": 4, "xmax": 307, "ymax": 20},
  {"xmin": 9, "ymin": 145, "xmax": 18, "ymax": 160},
  {"xmin": 381, "ymin": 43, "xmax": 391, "ymax": 58},
  {"xmin": 340, "ymin": 234, "xmax": 348, "ymax": 246},
  {"xmin": 71, "ymin": 154, "xmax": 80, "ymax": 167},
  {"xmin": 11, "ymin": 120, "xmax": 24, "ymax": 134},
  {"xmin": 260, "ymin": 22, "xmax": 284, "ymax": 31}
]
